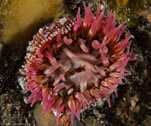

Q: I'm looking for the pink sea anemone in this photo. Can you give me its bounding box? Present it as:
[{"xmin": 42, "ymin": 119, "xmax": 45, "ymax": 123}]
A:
[{"xmin": 20, "ymin": 3, "xmax": 136, "ymax": 125}]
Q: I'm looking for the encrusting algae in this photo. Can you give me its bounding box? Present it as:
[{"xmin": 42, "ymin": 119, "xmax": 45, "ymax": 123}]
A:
[
  {"xmin": 109, "ymin": 0, "xmax": 150, "ymax": 27},
  {"xmin": 0, "ymin": 0, "xmax": 63, "ymax": 44}
]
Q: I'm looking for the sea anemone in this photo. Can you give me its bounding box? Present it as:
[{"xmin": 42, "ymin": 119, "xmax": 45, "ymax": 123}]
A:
[{"xmin": 20, "ymin": 3, "xmax": 136, "ymax": 125}]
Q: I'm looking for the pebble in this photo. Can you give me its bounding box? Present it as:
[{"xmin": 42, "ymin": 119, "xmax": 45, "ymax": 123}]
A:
[{"xmin": 93, "ymin": 108, "xmax": 99, "ymax": 116}]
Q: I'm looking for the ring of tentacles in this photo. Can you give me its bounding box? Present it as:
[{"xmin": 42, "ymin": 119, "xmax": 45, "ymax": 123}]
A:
[{"xmin": 20, "ymin": 3, "xmax": 136, "ymax": 124}]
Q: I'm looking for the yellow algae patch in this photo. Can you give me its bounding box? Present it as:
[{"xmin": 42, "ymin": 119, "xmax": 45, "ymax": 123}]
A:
[
  {"xmin": 34, "ymin": 103, "xmax": 62, "ymax": 126},
  {"xmin": 34, "ymin": 103, "xmax": 77, "ymax": 126},
  {"xmin": 0, "ymin": 0, "xmax": 63, "ymax": 44},
  {"xmin": 109, "ymin": 0, "xmax": 149, "ymax": 27},
  {"xmin": 109, "ymin": 0, "xmax": 129, "ymax": 7}
]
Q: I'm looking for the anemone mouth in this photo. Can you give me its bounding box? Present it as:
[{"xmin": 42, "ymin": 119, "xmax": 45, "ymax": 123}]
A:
[
  {"xmin": 20, "ymin": 2, "xmax": 137, "ymax": 125},
  {"xmin": 45, "ymin": 36, "xmax": 103, "ymax": 91}
]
